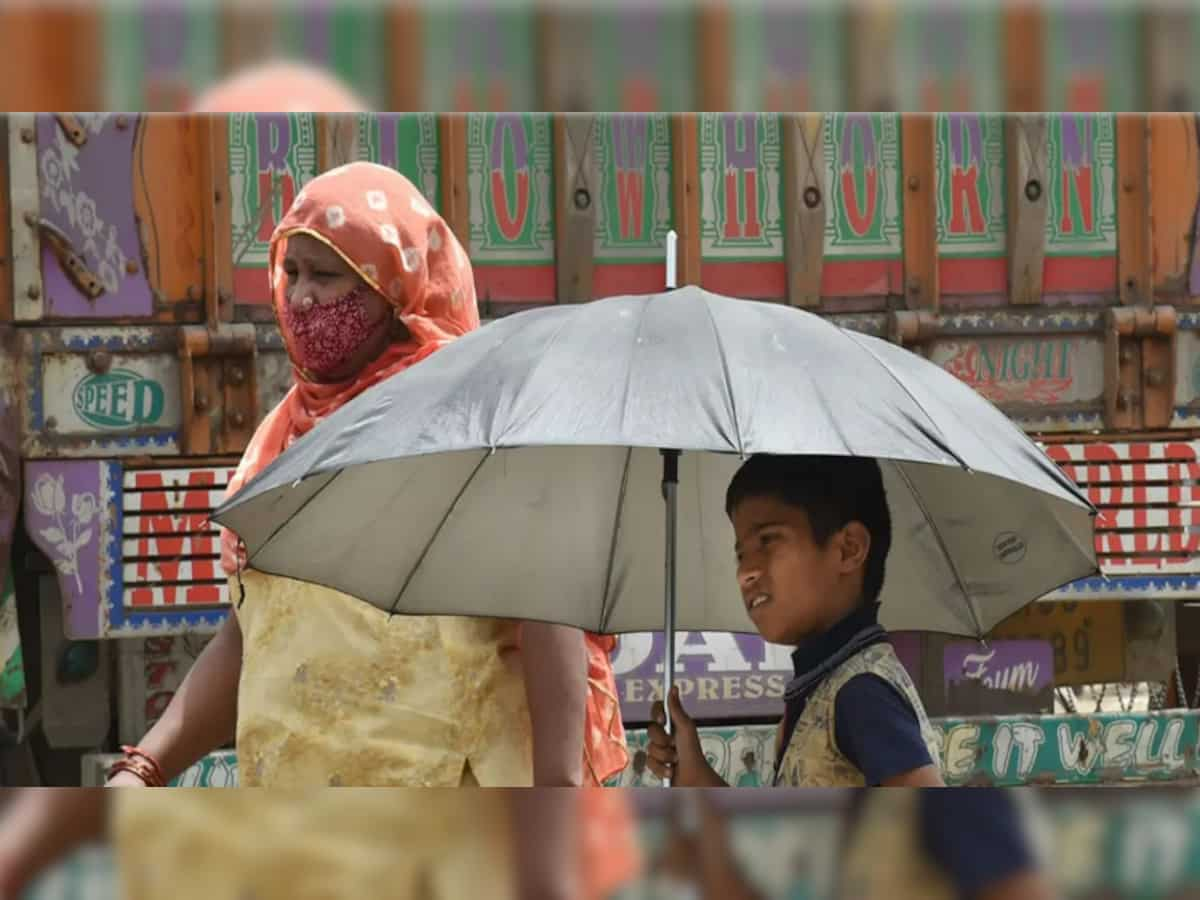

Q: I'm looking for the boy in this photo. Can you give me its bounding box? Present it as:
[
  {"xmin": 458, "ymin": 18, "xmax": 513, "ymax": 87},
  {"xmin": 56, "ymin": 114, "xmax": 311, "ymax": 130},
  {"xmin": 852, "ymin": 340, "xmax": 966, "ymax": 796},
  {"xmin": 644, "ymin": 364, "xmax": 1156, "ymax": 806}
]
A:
[{"xmin": 646, "ymin": 454, "xmax": 944, "ymax": 787}]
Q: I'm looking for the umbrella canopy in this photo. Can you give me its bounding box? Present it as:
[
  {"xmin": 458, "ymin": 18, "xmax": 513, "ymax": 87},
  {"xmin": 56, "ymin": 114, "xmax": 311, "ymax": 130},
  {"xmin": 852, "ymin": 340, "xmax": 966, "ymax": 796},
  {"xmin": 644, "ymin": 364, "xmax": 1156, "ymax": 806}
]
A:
[{"xmin": 212, "ymin": 286, "xmax": 1097, "ymax": 638}]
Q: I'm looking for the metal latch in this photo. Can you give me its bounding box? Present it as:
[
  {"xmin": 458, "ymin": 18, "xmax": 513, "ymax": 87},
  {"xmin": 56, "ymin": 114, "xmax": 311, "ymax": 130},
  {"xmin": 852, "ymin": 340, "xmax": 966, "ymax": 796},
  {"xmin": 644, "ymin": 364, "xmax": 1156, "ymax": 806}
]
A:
[
  {"xmin": 1104, "ymin": 305, "xmax": 1177, "ymax": 431},
  {"xmin": 27, "ymin": 216, "xmax": 104, "ymax": 299},
  {"xmin": 887, "ymin": 310, "xmax": 940, "ymax": 352},
  {"xmin": 179, "ymin": 324, "xmax": 259, "ymax": 455}
]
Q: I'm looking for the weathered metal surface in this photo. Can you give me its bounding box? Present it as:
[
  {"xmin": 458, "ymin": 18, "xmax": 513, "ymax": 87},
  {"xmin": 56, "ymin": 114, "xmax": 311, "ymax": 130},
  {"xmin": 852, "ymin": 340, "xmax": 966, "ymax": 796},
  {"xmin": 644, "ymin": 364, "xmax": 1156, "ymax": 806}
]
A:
[
  {"xmin": 613, "ymin": 711, "xmax": 1200, "ymax": 787},
  {"xmin": 35, "ymin": 114, "xmax": 155, "ymax": 318},
  {"xmin": 117, "ymin": 633, "xmax": 212, "ymax": 746},
  {"xmin": 18, "ymin": 325, "xmax": 287, "ymax": 458},
  {"xmin": 18, "ymin": 327, "xmax": 181, "ymax": 456},
  {"xmin": 10, "ymin": 113, "xmax": 43, "ymax": 322}
]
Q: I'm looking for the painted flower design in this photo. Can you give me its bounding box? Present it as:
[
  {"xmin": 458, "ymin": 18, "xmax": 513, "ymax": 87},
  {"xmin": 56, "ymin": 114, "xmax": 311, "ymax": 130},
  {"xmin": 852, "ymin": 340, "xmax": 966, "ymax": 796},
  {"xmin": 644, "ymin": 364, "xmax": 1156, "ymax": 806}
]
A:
[
  {"xmin": 31, "ymin": 473, "xmax": 66, "ymax": 518},
  {"xmin": 73, "ymin": 192, "xmax": 100, "ymax": 240},
  {"xmin": 71, "ymin": 492, "xmax": 97, "ymax": 525},
  {"xmin": 31, "ymin": 473, "xmax": 96, "ymax": 595},
  {"xmin": 39, "ymin": 148, "xmax": 66, "ymax": 192}
]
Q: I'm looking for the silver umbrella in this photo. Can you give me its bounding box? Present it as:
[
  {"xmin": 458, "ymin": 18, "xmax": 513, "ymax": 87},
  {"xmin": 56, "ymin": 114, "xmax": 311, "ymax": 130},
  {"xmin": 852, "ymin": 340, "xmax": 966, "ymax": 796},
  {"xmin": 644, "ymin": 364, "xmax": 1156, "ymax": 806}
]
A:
[{"xmin": 212, "ymin": 265, "xmax": 1098, "ymax": 771}]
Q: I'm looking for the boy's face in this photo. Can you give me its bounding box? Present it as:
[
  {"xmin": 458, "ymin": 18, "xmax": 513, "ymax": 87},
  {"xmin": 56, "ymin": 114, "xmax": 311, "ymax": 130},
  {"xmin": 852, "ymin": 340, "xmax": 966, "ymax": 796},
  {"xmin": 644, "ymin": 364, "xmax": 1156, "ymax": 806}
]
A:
[{"xmin": 731, "ymin": 494, "xmax": 868, "ymax": 645}]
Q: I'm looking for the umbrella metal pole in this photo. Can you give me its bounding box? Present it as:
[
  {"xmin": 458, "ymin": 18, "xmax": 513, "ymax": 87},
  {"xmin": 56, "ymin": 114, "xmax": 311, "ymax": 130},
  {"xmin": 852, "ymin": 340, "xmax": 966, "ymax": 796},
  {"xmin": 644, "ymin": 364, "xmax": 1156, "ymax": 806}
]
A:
[{"xmin": 661, "ymin": 448, "xmax": 680, "ymax": 788}]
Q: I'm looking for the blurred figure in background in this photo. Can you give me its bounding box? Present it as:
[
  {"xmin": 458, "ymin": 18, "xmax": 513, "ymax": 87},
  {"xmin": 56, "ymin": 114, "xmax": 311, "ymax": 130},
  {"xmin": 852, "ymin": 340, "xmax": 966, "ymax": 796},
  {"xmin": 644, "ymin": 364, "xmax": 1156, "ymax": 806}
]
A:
[
  {"xmin": 650, "ymin": 790, "xmax": 1056, "ymax": 900},
  {"xmin": 0, "ymin": 787, "xmax": 640, "ymax": 900}
]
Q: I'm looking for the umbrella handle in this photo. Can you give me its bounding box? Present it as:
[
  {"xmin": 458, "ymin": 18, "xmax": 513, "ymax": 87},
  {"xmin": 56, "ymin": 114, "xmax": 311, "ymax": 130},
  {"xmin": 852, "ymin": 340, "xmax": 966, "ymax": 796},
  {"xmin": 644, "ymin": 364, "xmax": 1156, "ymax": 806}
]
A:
[{"xmin": 662, "ymin": 449, "xmax": 680, "ymax": 789}]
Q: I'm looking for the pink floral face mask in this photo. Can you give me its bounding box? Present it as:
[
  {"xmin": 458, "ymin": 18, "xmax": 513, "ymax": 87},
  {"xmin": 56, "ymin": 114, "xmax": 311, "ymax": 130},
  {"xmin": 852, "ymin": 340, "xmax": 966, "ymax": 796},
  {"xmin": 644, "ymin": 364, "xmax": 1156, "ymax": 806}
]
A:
[{"xmin": 280, "ymin": 285, "xmax": 379, "ymax": 379}]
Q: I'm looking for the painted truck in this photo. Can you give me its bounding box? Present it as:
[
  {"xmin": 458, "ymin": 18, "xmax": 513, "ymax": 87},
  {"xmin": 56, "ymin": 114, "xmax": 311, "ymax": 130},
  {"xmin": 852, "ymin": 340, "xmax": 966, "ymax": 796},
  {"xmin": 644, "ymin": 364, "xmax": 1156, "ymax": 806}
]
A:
[{"xmin": 3, "ymin": 111, "xmax": 1200, "ymax": 787}]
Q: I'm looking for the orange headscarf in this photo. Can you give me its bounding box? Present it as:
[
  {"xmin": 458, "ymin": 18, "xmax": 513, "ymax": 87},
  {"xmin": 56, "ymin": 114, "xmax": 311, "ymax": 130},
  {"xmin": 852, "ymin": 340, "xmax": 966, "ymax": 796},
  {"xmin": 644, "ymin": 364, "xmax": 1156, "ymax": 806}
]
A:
[{"xmin": 218, "ymin": 161, "xmax": 477, "ymax": 574}]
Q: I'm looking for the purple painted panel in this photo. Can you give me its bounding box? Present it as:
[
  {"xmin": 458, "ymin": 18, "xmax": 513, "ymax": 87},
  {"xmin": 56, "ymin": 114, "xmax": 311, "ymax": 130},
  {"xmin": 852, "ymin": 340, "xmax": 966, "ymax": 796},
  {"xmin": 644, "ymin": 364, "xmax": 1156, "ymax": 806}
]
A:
[
  {"xmin": 944, "ymin": 640, "xmax": 1054, "ymax": 692},
  {"xmin": 889, "ymin": 631, "xmax": 921, "ymax": 684},
  {"xmin": 36, "ymin": 114, "xmax": 153, "ymax": 318},
  {"xmin": 23, "ymin": 461, "xmax": 105, "ymax": 637}
]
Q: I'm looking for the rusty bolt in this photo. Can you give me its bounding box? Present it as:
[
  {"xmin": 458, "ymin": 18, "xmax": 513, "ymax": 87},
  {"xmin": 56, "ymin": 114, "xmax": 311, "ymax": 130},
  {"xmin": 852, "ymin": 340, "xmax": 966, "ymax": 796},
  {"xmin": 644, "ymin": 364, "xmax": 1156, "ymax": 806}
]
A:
[
  {"xmin": 87, "ymin": 349, "xmax": 112, "ymax": 374},
  {"xmin": 44, "ymin": 416, "xmax": 57, "ymax": 430},
  {"xmin": 125, "ymin": 259, "xmax": 139, "ymax": 275},
  {"xmin": 1146, "ymin": 368, "xmax": 1166, "ymax": 387},
  {"xmin": 1120, "ymin": 346, "xmax": 1134, "ymax": 364},
  {"xmin": 803, "ymin": 186, "xmax": 821, "ymax": 209},
  {"xmin": 573, "ymin": 188, "xmax": 591, "ymax": 211},
  {"xmin": 230, "ymin": 411, "xmax": 247, "ymax": 428},
  {"xmin": 116, "ymin": 115, "xmax": 129, "ymax": 130},
  {"xmin": 1123, "ymin": 177, "xmax": 1136, "ymax": 193},
  {"xmin": 25, "ymin": 284, "xmax": 39, "ymax": 300},
  {"xmin": 1024, "ymin": 179, "xmax": 1042, "ymax": 203},
  {"xmin": 186, "ymin": 285, "xmax": 201, "ymax": 302},
  {"xmin": 229, "ymin": 366, "xmax": 246, "ymax": 386},
  {"xmin": 907, "ymin": 275, "xmax": 921, "ymax": 293},
  {"xmin": 22, "ymin": 212, "xmax": 36, "ymax": 229},
  {"xmin": 907, "ymin": 175, "xmax": 920, "ymax": 191},
  {"xmin": 19, "ymin": 128, "xmax": 33, "ymax": 144},
  {"xmin": 1118, "ymin": 390, "xmax": 1138, "ymax": 410},
  {"xmin": 195, "ymin": 394, "xmax": 209, "ymax": 411}
]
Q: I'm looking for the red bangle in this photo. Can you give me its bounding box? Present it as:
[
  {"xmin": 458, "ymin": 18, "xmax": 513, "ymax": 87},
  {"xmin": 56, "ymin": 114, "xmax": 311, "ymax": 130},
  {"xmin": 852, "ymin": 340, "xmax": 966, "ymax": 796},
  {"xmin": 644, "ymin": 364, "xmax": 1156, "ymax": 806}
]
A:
[{"xmin": 114, "ymin": 746, "xmax": 167, "ymax": 787}]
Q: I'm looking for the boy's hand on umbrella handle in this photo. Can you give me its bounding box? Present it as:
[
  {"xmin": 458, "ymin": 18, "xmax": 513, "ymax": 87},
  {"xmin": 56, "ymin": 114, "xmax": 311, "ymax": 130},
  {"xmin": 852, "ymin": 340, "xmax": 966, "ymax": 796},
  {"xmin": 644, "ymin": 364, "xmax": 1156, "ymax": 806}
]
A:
[{"xmin": 646, "ymin": 686, "xmax": 713, "ymax": 785}]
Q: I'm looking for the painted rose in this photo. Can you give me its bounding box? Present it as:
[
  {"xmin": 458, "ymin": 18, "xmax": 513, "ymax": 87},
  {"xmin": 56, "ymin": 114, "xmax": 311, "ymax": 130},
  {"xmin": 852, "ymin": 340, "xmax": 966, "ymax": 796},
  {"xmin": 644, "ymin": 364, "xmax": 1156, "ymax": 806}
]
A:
[
  {"xmin": 31, "ymin": 473, "xmax": 66, "ymax": 518},
  {"xmin": 71, "ymin": 492, "xmax": 98, "ymax": 526}
]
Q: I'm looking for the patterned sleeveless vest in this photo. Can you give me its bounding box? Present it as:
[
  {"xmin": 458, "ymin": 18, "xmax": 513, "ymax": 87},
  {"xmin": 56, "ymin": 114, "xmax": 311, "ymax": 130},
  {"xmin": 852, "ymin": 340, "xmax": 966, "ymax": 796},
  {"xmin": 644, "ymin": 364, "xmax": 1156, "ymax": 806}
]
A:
[{"xmin": 773, "ymin": 643, "xmax": 942, "ymax": 787}]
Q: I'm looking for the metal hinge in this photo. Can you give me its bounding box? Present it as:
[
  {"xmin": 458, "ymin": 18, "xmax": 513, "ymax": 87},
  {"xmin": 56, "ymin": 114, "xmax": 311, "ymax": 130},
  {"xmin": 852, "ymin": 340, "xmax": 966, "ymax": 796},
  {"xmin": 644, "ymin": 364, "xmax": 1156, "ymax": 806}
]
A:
[
  {"xmin": 178, "ymin": 324, "xmax": 258, "ymax": 455},
  {"xmin": 1104, "ymin": 305, "xmax": 1177, "ymax": 431}
]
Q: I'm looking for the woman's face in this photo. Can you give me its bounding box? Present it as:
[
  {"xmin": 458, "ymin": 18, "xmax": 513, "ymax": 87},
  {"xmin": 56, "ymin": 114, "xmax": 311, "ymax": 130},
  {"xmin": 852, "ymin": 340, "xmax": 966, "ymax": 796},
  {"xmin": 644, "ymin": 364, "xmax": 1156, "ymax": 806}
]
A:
[{"xmin": 281, "ymin": 233, "xmax": 395, "ymax": 382}]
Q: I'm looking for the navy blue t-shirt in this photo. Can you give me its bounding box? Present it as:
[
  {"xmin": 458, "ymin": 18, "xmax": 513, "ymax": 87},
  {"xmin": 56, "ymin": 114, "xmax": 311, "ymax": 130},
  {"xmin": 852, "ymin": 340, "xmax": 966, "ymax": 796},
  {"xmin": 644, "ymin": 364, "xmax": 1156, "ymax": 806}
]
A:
[
  {"xmin": 839, "ymin": 790, "xmax": 1038, "ymax": 897},
  {"xmin": 778, "ymin": 602, "xmax": 932, "ymax": 785},
  {"xmin": 918, "ymin": 791, "xmax": 1037, "ymax": 896}
]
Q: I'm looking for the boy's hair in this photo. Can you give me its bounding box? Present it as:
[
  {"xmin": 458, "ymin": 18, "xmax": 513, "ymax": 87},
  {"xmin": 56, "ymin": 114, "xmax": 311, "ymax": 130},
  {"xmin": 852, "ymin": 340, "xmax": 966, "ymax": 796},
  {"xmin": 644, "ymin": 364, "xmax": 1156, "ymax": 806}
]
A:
[{"xmin": 725, "ymin": 454, "xmax": 892, "ymax": 605}]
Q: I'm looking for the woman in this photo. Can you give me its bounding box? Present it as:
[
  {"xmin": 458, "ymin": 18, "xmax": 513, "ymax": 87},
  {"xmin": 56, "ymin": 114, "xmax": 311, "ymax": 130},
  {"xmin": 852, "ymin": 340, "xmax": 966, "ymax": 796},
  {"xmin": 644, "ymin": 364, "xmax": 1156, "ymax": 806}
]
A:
[{"xmin": 106, "ymin": 160, "xmax": 626, "ymax": 789}]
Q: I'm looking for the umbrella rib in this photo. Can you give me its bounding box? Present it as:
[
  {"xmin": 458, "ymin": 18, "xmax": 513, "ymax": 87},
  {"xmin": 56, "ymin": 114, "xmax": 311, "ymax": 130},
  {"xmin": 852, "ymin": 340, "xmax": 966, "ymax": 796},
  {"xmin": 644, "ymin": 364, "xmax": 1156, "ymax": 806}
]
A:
[
  {"xmin": 248, "ymin": 469, "xmax": 344, "ymax": 567},
  {"xmin": 697, "ymin": 292, "xmax": 744, "ymax": 455},
  {"xmin": 387, "ymin": 450, "xmax": 490, "ymax": 616},
  {"xmin": 598, "ymin": 447, "xmax": 634, "ymax": 634},
  {"xmin": 836, "ymin": 328, "xmax": 971, "ymax": 470},
  {"xmin": 892, "ymin": 462, "xmax": 985, "ymax": 639}
]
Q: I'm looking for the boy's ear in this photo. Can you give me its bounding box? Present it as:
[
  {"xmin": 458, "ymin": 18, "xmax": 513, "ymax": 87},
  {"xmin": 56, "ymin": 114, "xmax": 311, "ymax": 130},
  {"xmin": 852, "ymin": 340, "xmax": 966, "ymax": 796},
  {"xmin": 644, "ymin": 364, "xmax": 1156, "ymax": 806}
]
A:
[{"xmin": 837, "ymin": 522, "xmax": 872, "ymax": 573}]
